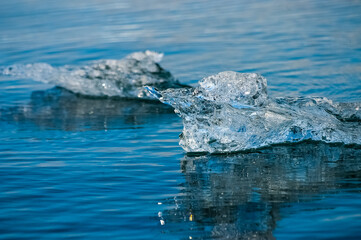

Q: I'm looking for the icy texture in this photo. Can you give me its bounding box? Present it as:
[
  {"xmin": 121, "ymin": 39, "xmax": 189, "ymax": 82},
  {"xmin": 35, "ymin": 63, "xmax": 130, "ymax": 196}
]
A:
[
  {"xmin": 1, "ymin": 51, "xmax": 185, "ymax": 99},
  {"xmin": 149, "ymin": 71, "xmax": 361, "ymax": 153}
]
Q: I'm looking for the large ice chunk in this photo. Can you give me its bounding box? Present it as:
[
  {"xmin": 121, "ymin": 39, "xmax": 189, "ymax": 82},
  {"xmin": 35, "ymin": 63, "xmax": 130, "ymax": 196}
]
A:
[
  {"xmin": 148, "ymin": 71, "xmax": 361, "ymax": 153},
  {"xmin": 1, "ymin": 50, "xmax": 185, "ymax": 99}
]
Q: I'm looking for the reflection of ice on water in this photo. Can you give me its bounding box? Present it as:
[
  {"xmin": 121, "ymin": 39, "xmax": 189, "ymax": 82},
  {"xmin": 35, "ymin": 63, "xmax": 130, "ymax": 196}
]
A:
[
  {"xmin": 150, "ymin": 71, "xmax": 361, "ymax": 153},
  {"xmin": 159, "ymin": 143, "xmax": 361, "ymax": 239},
  {"xmin": 0, "ymin": 87, "xmax": 175, "ymax": 131}
]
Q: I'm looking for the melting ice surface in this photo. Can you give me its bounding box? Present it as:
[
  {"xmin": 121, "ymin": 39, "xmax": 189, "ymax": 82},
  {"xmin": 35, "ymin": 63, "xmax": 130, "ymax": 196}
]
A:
[
  {"xmin": 148, "ymin": 71, "xmax": 361, "ymax": 153},
  {"xmin": 1, "ymin": 51, "xmax": 185, "ymax": 99}
]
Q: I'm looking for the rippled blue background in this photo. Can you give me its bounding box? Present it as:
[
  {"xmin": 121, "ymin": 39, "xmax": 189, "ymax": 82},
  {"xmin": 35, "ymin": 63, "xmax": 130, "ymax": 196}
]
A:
[{"xmin": 0, "ymin": 0, "xmax": 361, "ymax": 239}]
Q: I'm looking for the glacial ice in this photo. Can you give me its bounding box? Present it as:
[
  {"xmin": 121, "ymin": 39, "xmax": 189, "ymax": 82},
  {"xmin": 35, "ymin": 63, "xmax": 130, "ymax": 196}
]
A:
[
  {"xmin": 1, "ymin": 51, "xmax": 185, "ymax": 99},
  {"xmin": 148, "ymin": 71, "xmax": 361, "ymax": 153}
]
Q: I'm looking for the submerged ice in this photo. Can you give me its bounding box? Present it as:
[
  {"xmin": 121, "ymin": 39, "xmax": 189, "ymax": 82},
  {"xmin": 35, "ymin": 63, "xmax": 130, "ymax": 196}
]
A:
[
  {"xmin": 149, "ymin": 71, "xmax": 361, "ymax": 153},
  {"xmin": 1, "ymin": 51, "xmax": 185, "ymax": 99}
]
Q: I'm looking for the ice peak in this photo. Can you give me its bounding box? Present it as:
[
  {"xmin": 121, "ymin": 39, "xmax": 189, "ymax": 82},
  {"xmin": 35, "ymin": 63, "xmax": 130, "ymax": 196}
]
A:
[{"xmin": 198, "ymin": 71, "xmax": 268, "ymax": 107}]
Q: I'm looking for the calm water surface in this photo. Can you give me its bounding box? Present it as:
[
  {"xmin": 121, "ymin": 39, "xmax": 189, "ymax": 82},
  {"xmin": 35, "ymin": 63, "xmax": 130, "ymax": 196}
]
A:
[{"xmin": 0, "ymin": 0, "xmax": 361, "ymax": 239}]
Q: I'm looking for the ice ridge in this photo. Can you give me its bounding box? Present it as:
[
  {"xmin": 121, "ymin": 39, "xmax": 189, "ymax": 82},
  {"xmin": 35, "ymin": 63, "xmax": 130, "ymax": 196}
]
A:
[
  {"xmin": 148, "ymin": 71, "xmax": 361, "ymax": 153},
  {"xmin": 1, "ymin": 50, "xmax": 186, "ymax": 99}
]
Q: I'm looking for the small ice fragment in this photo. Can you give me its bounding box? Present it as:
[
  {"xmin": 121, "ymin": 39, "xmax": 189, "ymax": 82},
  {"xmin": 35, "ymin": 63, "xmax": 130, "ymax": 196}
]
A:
[{"xmin": 1, "ymin": 51, "xmax": 186, "ymax": 100}]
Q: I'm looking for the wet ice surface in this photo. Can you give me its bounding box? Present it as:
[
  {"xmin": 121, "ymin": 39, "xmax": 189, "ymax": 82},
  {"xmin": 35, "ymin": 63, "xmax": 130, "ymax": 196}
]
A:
[
  {"xmin": 151, "ymin": 71, "xmax": 361, "ymax": 153},
  {"xmin": 1, "ymin": 51, "xmax": 186, "ymax": 99}
]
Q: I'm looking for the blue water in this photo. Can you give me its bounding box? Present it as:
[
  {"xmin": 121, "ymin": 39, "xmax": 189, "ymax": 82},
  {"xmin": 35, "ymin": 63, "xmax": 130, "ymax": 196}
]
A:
[{"xmin": 0, "ymin": 0, "xmax": 361, "ymax": 239}]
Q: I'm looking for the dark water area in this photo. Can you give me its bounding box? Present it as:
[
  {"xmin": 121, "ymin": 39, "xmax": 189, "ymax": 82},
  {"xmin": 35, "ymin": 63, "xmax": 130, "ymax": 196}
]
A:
[{"xmin": 0, "ymin": 0, "xmax": 361, "ymax": 239}]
